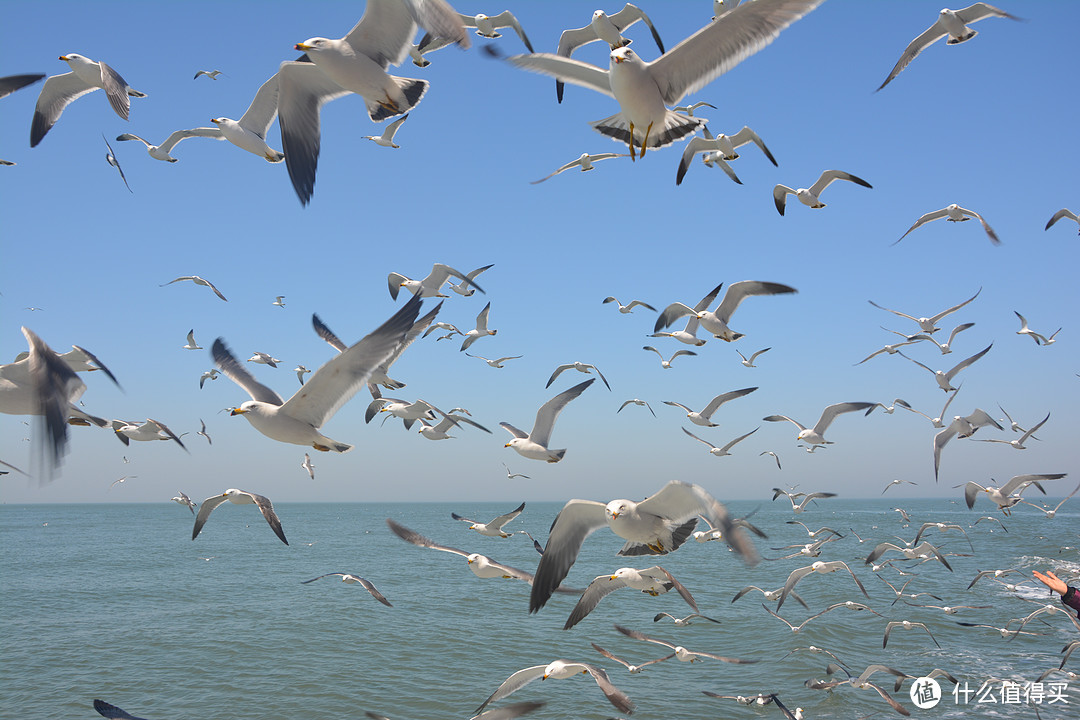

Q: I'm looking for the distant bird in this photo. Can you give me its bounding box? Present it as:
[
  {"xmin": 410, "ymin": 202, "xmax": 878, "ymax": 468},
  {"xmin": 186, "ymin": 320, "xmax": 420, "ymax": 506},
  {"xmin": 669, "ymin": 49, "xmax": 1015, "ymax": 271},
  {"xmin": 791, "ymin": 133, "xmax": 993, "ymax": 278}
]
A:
[
  {"xmin": 882, "ymin": 479, "xmax": 917, "ymax": 494},
  {"xmin": 295, "ymin": 365, "xmax": 310, "ymax": 385},
  {"xmin": 760, "ymin": 450, "xmax": 781, "ymax": 469},
  {"xmin": 502, "ymin": 379, "xmax": 594, "ymax": 463},
  {"xmin": 905, "ymin": 322, "xmax": 974, "ymax": 355},
  {"xmin": 102, "ymin": 135, "xmax": 131, "ymax": 192},
  {"xmin": 963, "ymin": 474, "xmax": 1066, "ymax": 515},
  {"xmin": 459, "ymin": 11, "xmax": 534, "ymax": 48},
  {"xmin": 160, "ymin": 275, "xmax": 227, "ymax": 301},
  {"xmin": 653, "ymin": 612, "xmax": 721, "ymax": 626},
  {"xmin": 933, "ymin": 408, "xmax": 1003, "ymax": 479},
  {"xmin": 466, "ymin": 352, "xmax": 523, "ymax": 368},
  {"xmin": 109, "ymin": 475, "xmax": 136, "ymax": 490},
  {"xmin": 897, "ymin": 388, "xmax": 960, "ymax": 428},
  {"xmin": 682, "ymin": 426, "xmax": 759, "ymax": 458},
  {"xmin": 897, "ymin": 343, "xmax": 992, "ymax": 392},
  {"xmin": 1045, "ymin": 208, "xmax": 1079, "ymax": 234},
  {"xmin": 603, "ymin": 296, "xmax": 656, "ymax": 313},
  {"xmin": 460, "ymin": 302, "xmax": 497, "ymax": 352},
  {"xmin": 676, "ymin": 125, "xmax": 777, "ymax": 185},
  {"xmin": 183, "ymin": 330, "xmax": 202, "ymax": 350},
  {"xmin": 171, "ymin": 491, "xmax": 197, "ymax": 514},
  {"xmin": 1014, "ymin": 311, "xmax": 1060, "ymax": 346},
  {"xmin": 672, "ymin": 100, "xmax": 716, "ymax": 116},
  {"xmin": 642, "ymin": 345, "xmax": 696, "ymax": 369},
  {"xmin": 893, "ymin": 203, "xmax": 1000, "ymax": 245},
  {"xmin": 876, "ymin": 3, "xmax": 1022, "ymax": 91},
  {"xmin": 737, "ymin": 347, "xmax": 771, "ymax": 367},
  {"xmin": 590, "ymin": 642, "xmax": 674, "ymax": 674},
  {"xmin": 192, "ymin": 488, "xmax": 289, "ymax": 544},
  {"xmin": 531, "ymin": 152, "xmax": 629, "ymax": 183},
  {"xmin": 502, "ymin": 462, "xmax": 529, "ymax": 480},
  {"xmin": 773, "ymin": 489, "xmax": 837, "ymax": 514},
  {"xmin": 976, "ymin": 411, "xmax": 1049, "ymax": 450},
  {"xmin": 300, "ymin": 573, "xmax": 391, "ymax": 605},
  {"xmin": 551, "ymin": 4, "xmax": 665, "ymax": 103},
  {"xmin": 388, "ymin": 262, "xmax": 484, "ymax": 300},
  {"xmin": 764, "ymin": 401, "xmax": 876, "ymax": 445},
  {"xmin": 655, "ymin": 280, "xmax": 797, "ymax": 342},
  {"xmin": 614, "ymin": 623, "xmax": 754, "ymax": 664},
  {"xmin": 194, "ymin": 69, "xmax": 224, "ymax": 80},
  {"xmin": 773, "ymin": 170, "xmax": 872, "ymax": 215},
  {"xmin": 452, "ymin": 501, "xmax": 526, "ymax": 537},
  {"xmin": 199, "ymin": 369, "xmax": 220, "ymax": 389},
  {"xmin": 448, "ymin": 264, "xmax": 494, "ymax": 297},
  {"xmin": 474, "ymin": 659, "xmax": 633, "ymax": 716},
  {"xmin": 301, "ymin": 453, "xmax": 315, "ymax": 479},
  {"xmin": 563, "ymin": 565, "xmax": 697, "ymax": 630},
  {"xmin": 31, "ymin": 54, "xmax": 147, "ymax": 147},
  {"xmin": 248, "ymin": 352, "xmax": 280, "ymax": 368},
  {"xmin": 196, "ymin": 418, "xmax": 212, "ymax": 445},
  {"xmin": 112, "ymin": 419, "xmax": 187, "ymax": 450},
  {"xmin": 361, "ymin": 113, "xmax": 409, "ymax": 148},
  {"xmin": 273, "ymin": 296, "xmax": 286, "ymax": 308},
  {"xmin": 618, "ymin": 398, "xmax": 655, "ymax": 417},
  {"xmin": 663, "ymin": 386, "xmax": 757, "ymax": 427},
  {"xmin": 546, "ymin": 361, "xmax": 610, "ymax": 390},
  {"xmin": 777, "ymin": 560, "xmax": 868, "ymax": 610}
]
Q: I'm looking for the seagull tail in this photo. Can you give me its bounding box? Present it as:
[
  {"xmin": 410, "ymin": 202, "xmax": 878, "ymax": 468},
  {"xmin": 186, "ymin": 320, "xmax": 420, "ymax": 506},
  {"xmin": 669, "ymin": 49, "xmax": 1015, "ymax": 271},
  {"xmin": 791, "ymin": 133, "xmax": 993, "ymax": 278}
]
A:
[
  {"xmin": 591, "ymin": 110, "xmax": 704, "ymax": 151},
  {"xmin": 947, "ymin": 29, "xmax": 977, "ymax": 44},
  {"xmin": 127, "ymin": 89, "xmax": 148, "ymax": 98},
  {"xmin": 367, "ymin": 78, "xmax": 428, "ymax": 122}
]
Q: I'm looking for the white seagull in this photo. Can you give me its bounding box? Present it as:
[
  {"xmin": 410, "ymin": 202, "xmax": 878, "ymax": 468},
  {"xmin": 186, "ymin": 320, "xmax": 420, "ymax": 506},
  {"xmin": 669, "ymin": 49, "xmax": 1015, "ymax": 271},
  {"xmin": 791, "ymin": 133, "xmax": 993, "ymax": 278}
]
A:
[
  {"xmin": 976, "ymin": 412, "xmax": 1050, "ymax": 451},
  {"xmin": 773, "ymin": 170, "xmax": 872, "ymax": 215},
  {"xmin": 1045, "ymin": 208, "xmax": 1079, "ymax": 234},
  {"xmin": 171, "ymin": 491, "xmax": 197, "ymax": 514},
  {"xmin": 682, "ymin": 426, "xmax": 759, "ymax": 458},
  {"xmin": 448, "ymin": 264, "xmax": 494, "ymax": 296},
  {"xmin": 737, "ymin": 347, "xmax": 771, "ymax": 367},
  {"xmin": 506, "ymin": 0, "xmax": 823, "ymax": 157},
  {"xmin": 199, "ymin": 369, "xmax": 220, "ymax": 389},
  {"xmin": 868, "ymin": 287, "xmax": 981, "ymax": 335},
  {"xmin": 213, "ymin": 295, "xmax": 422, "ymax": 453},
  {"xmin": 898, "ymin": 388, "xmax": 960, "ymax": 428},
  {"xmin": 474, "ymin": 659, "xmax": 633, "ymax": 716},
  {"xmin": 361, "ymin": 113, "xmax": 409, "ymax": 148},
  {"xmin": 1014, "ymin": 311, "xmax": 1060, "ymax": 346},
  {"xmin": 300, "ymin": 573, "xmax": 392, "ymax": 606},
  {"xmin": 618, "ymin": 398, "xmax": 655, "ymax": 417},
  {"xmin": 546, "ymin": 361, "xmax": 610, "ymax": 391},
  {"xmin": 676, "ymin": 125, "xmax": 777, "ymax": 185},
  {"xmin": 642, "ymin": 345, "xmax": 696, "ymax": 369},
  {"xmin": 111, "ymin": 419, "xmax": 187, "ymax": 450},
  {"xmin": 273, "ymin": 296, "xmax": 286, "ymax": 308},
  {"xmin": 31, "ymin": 54, "xmax": 147, "ymax": 147},
  {"xmin": 531, "ymin": 152, "xmax": 629, "ymax": 184},
  {"xmin": 452, "ymin": 502, "xmax": 526, "ymax": 537},
  {"xmin": 192, "ymin": 488, "xmax": 288, "ymax": 545},
  {"xmin": 602, "ymin": 296, "xmax": 656, "ymax": 314},
  {"xmin": 194, "ymin": 69, "xmax": 224, "ymax": 80},
  {"xmin": 460, "ymin": 302, "xmax": 497, "ymax": 352},
  {"xmin": 897, "ymin": 343, "xmax": 992, "ymax": 392},
  {"xmin": 301, "ymin": 452, "xmax": 315, "ymax": 479},
  {"xmin": 247, "ymin": 352, "xmax": 280, "ymax": 368},
  {"xmin": 933, "ymin": 408, "xmax": 1002, "ymax": 479},
  {"xmin": 764, "ymin": 401, "xmax": 876, "ymax": 445},
  {"xmin": 590, "ymin": 642, "xmax": 675, "ymax": 674},
  {"xmin": 654, "ymin": 280, "xmax": 797, "ymax": 342},
  {"xmin": 160, "ymin": 275, "xmax": 228, "ymax": 301},
  {"xmin": 466, "ymin": 353, "xmax": 522, "ymax": 369},
  {"xmin": 615, "ymin": 623, "xmax": 755, "ymax": 664},
  {"xmin": 102, "ymin": 135, "xmax": 131, "ymax": 192},
  {"xmin": 563, "ymin": 566, "xmax": 696, "ymax": 630},
  {"xmin": 964, "ymin": 474, "xmax": 1066, "ymax": 515},
  {"xmin": 663, "ymin": 386, "xmax": 757, "ymax": 427},
  {"xmin": 893, "ymin": 203, "xmax": 1000, "ymax": 246},
  {"xmin": 501, "ymin": 378, "xmax": 594, "ymax": 463},
  {"xmin": 183, "ymin": 330, "xmax": 202, "ymax": 350},
  {"xmin": 777, "ymin": 560, "xmax": 869, "ymax": 610},
  {"xmin": 876, "ymin": 3, "xmax": 1022, "ymax": 91},
  {"xmin": 276, "ymin": 0, "xmax": 469, "ymax": 204},
  {"xmin": 388, "ymin": 262, "xmax": 484, "ymax": 300}
]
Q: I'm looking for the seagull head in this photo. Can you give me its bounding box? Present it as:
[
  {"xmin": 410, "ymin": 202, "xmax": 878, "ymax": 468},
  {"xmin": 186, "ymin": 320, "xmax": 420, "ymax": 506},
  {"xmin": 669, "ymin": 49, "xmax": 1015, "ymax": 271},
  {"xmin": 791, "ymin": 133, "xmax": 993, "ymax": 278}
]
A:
[
  {"xmin": 295, "ymin": 38, "xmax": 330, "ymax": 52},
  {"xmin": 611, "ymin": 47, "xmax": 637, "ymax": 65},
  {"xmin": 605, "ymin": 500, "xmax": 628, "ymax": 519}
]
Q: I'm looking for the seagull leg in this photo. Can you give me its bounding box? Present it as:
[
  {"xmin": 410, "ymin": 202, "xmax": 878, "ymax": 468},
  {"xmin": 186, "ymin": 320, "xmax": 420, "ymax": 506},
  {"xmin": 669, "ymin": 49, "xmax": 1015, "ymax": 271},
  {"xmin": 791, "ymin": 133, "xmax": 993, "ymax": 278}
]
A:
[
  {"xmin": 628, "ymin": 122, "xmax": 636, "ymax": 162},
  {"xmin": 639, "ymin": 122, "xmax": 654, "ymax": 158}
]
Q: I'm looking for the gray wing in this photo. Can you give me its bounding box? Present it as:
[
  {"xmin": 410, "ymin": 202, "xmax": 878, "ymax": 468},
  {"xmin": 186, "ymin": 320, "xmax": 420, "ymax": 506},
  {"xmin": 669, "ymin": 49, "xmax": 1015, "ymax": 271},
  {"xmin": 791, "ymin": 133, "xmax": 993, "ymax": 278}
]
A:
[
  {"xmin": 813, "ymin": 402, "xmax": 876, "ymax": 435},
  {"xmin": 93, "ymin": 699, "xmax": 149, "ymax": 720},
  {"xmin": 930, "ymin": 287, "xmax": 981, "ymax": 324},
  {"xmin": 96, "ymin": 61, "xmax": 133, "ymax": 119},
  {"xmin": 638, "ymin": 480, "xmax": 759, "ymax": 564},
  {"xmin": 530, "ymin": 378, "xmax": 594, "ymax": 447},
  {"xmin": 529, "ymin": 499, "xmax": 609, "ymax": 613},
  {"xmin": 490, "ymin": 501, "xmax": 526, "ymax": 529},
  {"xmin": 280, "ymin": 295, "xmax": 422, "ymax": 427},
  {"xmin": 700, "ymin": 386, "xmax": 758, "ymax": 418},
  {"xmin": 346, "ymin": 0, "xmax": 468, "ymax": 69},
  {"xmin": 355, "ymin": 575, "xmax": 393, "ymax": 606},
  {"xmin": 0, "ymin": 73, "xmax": 44, "ymax": 100},
  {"xmin": 486, "ymin": 11, "xmax": 534, "ymax": 52},
  {"xmin": 896, "ymin": 207, "xmax": 949, "ymax": 242},
  {"xmin": 807, "ymin": 169, "xmax": 872, "ymax": 195},
  {"xmin": 191, "ymin": 493, "xmax": 229, "ymax": 540},
  {"xmin": 609, "ymin": 4, "xmax": 665, "ymax": 53},
  {"xmin": 999, "ymin": 474, "xmax": 1066, "ymax": 497},
  {"xmin": 31, "ymin": 71, "xmax": 97, "ymax": 147},
  {"xmin": 943, "ymin": 343, "xmax": 992, "ymax": 382},
  {"xmin": 386, "ymin": 517, "xmax": 470, "ymax": 557},
  {"xmin": 212, "ymin": 338, "xmax": 284, "ymax": 405},
  {"xmin": 499, "ymin": 421, "xmax": 529, "ymax": 440},
  {"xmin": 312, "ymin": 313, "xmax": 349, "ymax": 352},
  {"xmin": 474, "ymin": 666, "xmax": 547, "ymax": 715},
  {"xmin": 564, "ymin": 575, "xmax": 628, "ymax": 630},
  {"xmin": 876, "ymin": 18, "xmax": 949, "ymax": 91},
  {"xmin": 655, "ymin": 565, "xmax": 698, "ymax": 611},
  {"xmin": 470, "ymin": 701, "xmax": 547, "ymax": 720},
  {"xmin": 506, "ymin": 52, "xmax": 614, "ymax": 97},
  {"xmin": 590, "ymin": 365, "xmax": 610, "ymax": 391},
  {"xmin": 653, "ymin": 302, "xmax": 698, "ymax": 332},
  {"xmin": 238, "ymin": 71, "xmax": 281, "ymax": 137},
  {"xmin": 713, "ymin": 280, "xmax": 798, "ymax": 325},
  {"xmin": 648, "ymin": 0, "xmax": 824, "ymax": 104},
  {"xmin": 729, "ymin": 126, "xmax": 778, "ymax": 164},
  {"xmin": 719, "ymin": 426, "xmax": 759, "ymax": 452},
  {"xmin": 582, "ymin": 664, "xmax": 634, "ymax": 714},
  {"xmin": 248, "ymin": 491, "xmax": 288, "ymax": 544},
  {"xmin": 146, "ymin": 418, "xmax": 187, "ymax": 452}
]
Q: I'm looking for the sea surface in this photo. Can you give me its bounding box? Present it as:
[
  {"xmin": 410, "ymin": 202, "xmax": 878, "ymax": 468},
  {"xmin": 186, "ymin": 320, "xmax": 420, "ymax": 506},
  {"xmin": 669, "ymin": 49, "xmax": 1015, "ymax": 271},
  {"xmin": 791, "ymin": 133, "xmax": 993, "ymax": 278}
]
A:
[{"xmin": 2, "ymin": 499, "xmax": 1077, "ymax": 720}]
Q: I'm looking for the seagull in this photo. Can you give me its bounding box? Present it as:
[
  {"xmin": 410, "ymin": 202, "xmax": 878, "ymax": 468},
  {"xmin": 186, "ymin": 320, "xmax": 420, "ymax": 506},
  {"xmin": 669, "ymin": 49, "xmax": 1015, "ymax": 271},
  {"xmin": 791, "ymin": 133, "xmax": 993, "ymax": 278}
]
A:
[
  {"xmin": 618, "ymin": 399, "xmax": 655, "ymax": 417},
  {"xmin": 762, "ymin": 601, "xmax": 879, "ymax": 634},
  {"xmin": 1045, "ymin": 208, "xmax": 1079, "ymax": 234},
  {"xmin": 171, "ymin": 491, "xmax": 197, "ymax": 514},
  {"xmin": 361, "ymin": 113, "xmax": 409, "ymax": 148},
  {"xmin": 111, "ymin": 419, "xmax": 187, "ymax": 450},
  {"xmin": 676, "ymin": 125, "xmax": 777, "ymax": 185},
  {"xmin": 614, "ymin": 623, "xmax": 755, "ymax": 664},
  {"xmin": 466, "ymin": 353, "xmax": 523, "ymax": 368},
  {"xmin": 193, "ymin": 488, "xmax": 288, "ymax": 545},
  {"xmin": 908, "ymin": 322, "xmax": 974, "ymax": 355},
  {"xmin": 737, "ymin": 347, "xmax": 771, "ymax": 367},
  {"xmin": 663, "ymin": 387, "xmax": 757, "ymax": 427},
  {"xmin": 501, "ymin": 378, "xmax": 594, "ymax": 463},
  {"xmin": 551, "ymin": 4, "xmax": 665, "ymax": 103},
  {"xmin": 31, "ymin": 54, "xmax": 147, "ymax": 147},
  {"xmin": 508, "ymin": 0, "xmax": 822, "ymax": 158},
  {"xmin": 731, "ymin": 584, "xmax": 809, "ymax": 609},
  {"xmin": 295, "ymin": 365, "xmax": 311, "ymax": 385},
  {"xmin": 647, "ymin": 285, "xmax": 719, "ymax": 346},
  {"xmin": 805, "ymin": 664, "xmax": 913, "ymax": 716},
  {"xmin": 642, "ymin": 345, "xmax": 696, "ymax": 369},
  {"xmin": 194, "ymin": 69, "xmax": 224, "ymax": 80},
  {"xmin": 428, "ymin": 11, "xmax": 534, "ymax": 51},
  {"xmin": 777, "ymin": 560, "xmax": 869, "ymax": 610},
  {"xmin": 893, "ymin": 203, "xmax": 1000, "ymax": 245},
  {"xmin": 882, "ymin": 478, "xmax": 918, "ymax": 494},
  {"xmin": 1014, "ymin": 311, "xmax": 1060, "ymax": 346},
  {"xmin": 876, "ymin": 3, "xmax": 1022, "ymax": 91},
  {"xmin": 964, "ymin": 474, "xmax": 1066, "ymax": 515},
  {"xmin": 183, "ymin": 330, "xmax": 202, "ymax": 350},
  {"xmin": 102, "ymin": 134, "xmax": 132, "ymax": 192},
  {"xmin": 160, "ymin": 275, "xmax": 227, "ymax": 301},
  {"xmin": 248, "ymin": 352, "xmax": 280, "ymax": 368},
  {"xmin": 116, "ymin": 71, "xmax": 284, "ymax": 163},
  {"xmin": 388, "ymin": 263, "xmax": 484, "ymax": 300},
  {"xmin": 109, "ymin": 475, "xmax": 136, "ymax": 490},
  {"xmin": 0, "ymin": 73, "xmax": 45, "ymax": 100},
  {"xmin": 273, "ymin": 296, "xmax": 286, "ymax": 308},
  {"xmin": 897, "ymin": 343, "xmax": 992, "ymax": 392},
  {"xmin": 300, "ymin": 573, "xmax": 392, "ymax": 606},
  {"xmin": 563, "ymin": 565, "xmax": 697, "ymax": 630},
  {"xmin": 760, "ymin": 450, "xmax": 782, "ymax": 469},
  {"xmin": 764, "ymin": 401, "xmax": 876, "ymax": 445},
  {"xmin": 546, "ymin": 361, "xmax": 610, "ymax": 391},
  {"xmin": 1018, "ymin": 480, "xmax": 1080, "ymax": 519},
  {"xmin": 976, "ymin": 411, "xmax": 1049, "ymax": 450},
  {"xmin": 531, "ymin": 153, "xmax": 629, "ymax": 184},
  {"xmin": 933, "ymin": 408, "xmax": 1003, "ymax": 479},
  {"xmin": 867, "ymin": 400, "xmax": 910, "ymax": 415},
  {"xmin": 213, "ymin": 295, "xmax": 422, "ymax": 453},
  {"xmin": 773, "ymin": 170, "xmax": 872, "ymax": 215},
  {"xmin": 883, "ymin": 620, "xmax": 941, "ymax": 649},
  {"xmin": 673, "ymin": 100, "xmax": 716, "ymax": 116},
  {"xmin": 897, "ymin": 388, "xmax": 960, "ymax": 428},
  {"xmin": 196, "ymin": 419, "xmax": 212, "ymax": 445},
  {"xmin": 448, "ymin": 264, "xmax": 494, "ymax": 296},
  {"xmin": 452, "ymin": 502, "xmax": 526, "ymax": 537},
  {"xmin": 460, "ymin": 302, "xmax": 497, "ymax": 352},
  {"xmin": 370, "ymin": 703, "xmax": 546, "ymax": 720},
  {"xmin": 199, "ymin": 369, "xmax": 220, "ymax": 389},
  {"xmin": 502, "ymin": 463, "xmax": 529, "ymax": 480},
  {"xmin": 590, "ymin": 643, "xmax": 675, "ymax": 674},
  {"xmin": 528, "ymin": 479, "xmax": 759, "ymax": 613},
  {"xmin": 655, "ymin": 281, "xmax": 797, "ymax": 342},
  {"xmin": 301, "ymin": 452, "xmax": 315, "ymax": 479},
  {"xmin": 865, "ymin": 540, "xmax": 954, "ymax": 571},
  {"xmin": 603, "ymin": 296, "xmax": 656, "ymax": 314},
  {"xmin": 682, "ymin": 426, "xmax": 759, "ymax": 458},
  {"xmin": 276, "ymin": 0, "xmax": 469, "ymax": 205},
  {"xmin": 868, "ymin": 287, "xmax": 981, "ymax": 335},
  {"xmin": 966, "ymin": 568, "xmax": 1026, "ymax": 589},
  {"xmin": 474, "ymin": 659, "xmax": 633, "ymax": 716}
]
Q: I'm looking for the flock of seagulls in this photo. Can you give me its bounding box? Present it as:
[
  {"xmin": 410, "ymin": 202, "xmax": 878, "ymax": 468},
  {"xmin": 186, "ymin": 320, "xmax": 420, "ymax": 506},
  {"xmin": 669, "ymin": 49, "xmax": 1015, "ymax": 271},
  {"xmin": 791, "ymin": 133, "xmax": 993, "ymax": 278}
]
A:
[{"xmin": 3, "ymin": 2, "xmax": 1076, "ymax": 719}]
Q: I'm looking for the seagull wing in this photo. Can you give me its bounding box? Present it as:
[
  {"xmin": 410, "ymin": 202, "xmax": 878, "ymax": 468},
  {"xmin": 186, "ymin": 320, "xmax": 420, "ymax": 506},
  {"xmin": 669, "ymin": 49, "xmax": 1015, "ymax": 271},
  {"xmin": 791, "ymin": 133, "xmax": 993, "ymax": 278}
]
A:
[
  {"xmin": 92, "ymin": 699, "xmax": 149, "ymax": 720},
  {"xmin": 729, "ymin": 126, "xmax": 778, "ymax": 165},
  {"xmin": 638, "ymin": 480, "xmax": 759, "ymax": 564},
  {"xmin": 808, "ymin": 169, "xmax": 872, "ymax": 196},
  {"xmin": 812, "ymin": 402, "xmax": 875, "ymax": 435},
  {"xmin": 546, "ymin": 364, "xmax": 573, "ymax": 388},
  {"xmin": 0, "ymin": 73, "xmax": 44, "ymax": 100},
  {"xmin": 212, "ymin": 339, "xmax": 284, "ymax": 405},
  {"xmin": 279, "ymin": 296, "xmax": 422, "ymax": 428},
  {"xmin": 248, "ymin": 490, "xmax": 288, "ymax": 544},
  {"xmin": 763, "ymin": 414, "xmax": 808, "ymax": 432},
  {"xmin": 506, "ymin": 53, "xmax": 614, "ymax": 98},
  {"xmin": 929, "ymin": 288, "xmax": 981, "ymax": 324},
  {"xmin": 474, "ymin": 665, "xmax": 547, "ymax": 715},
  {"xmin": 648, "ymin": 0, "xmax": 825, "ymax": 105},
  {"xmin": 700, "ymin": 386, "xmax": 758, "ymax": 418},
  {"xmin": 943, "ymin": 343, "xmax": 992, "ymax": 382},
  {"xmin": 31, "ymin": 71, "xmax": 98, "ymax": 147},
  {"xmin": 653, "ymin": 302, "xmax": 698, "ymax": 332},
  {"xmin": 237, "ymin": 71, "xmax": 281, "ymax": 137},
  {"xmin": 529, "ymin": 499, "xmax": 608, "ymax": 613},
  {"xmin": 529, "ymin": 378, "xmax": 594, "ymax": 448},
  {"xmin": 719, "ymin": 427, "xmax": 759, "ymax": 452},
  {"xmin": 713, "ymin": 281, "xmax": 797, "ymax": 325},
  {"xmin": 961, "ymin": 207, "xmax": 1000, "ymax": 245},
  {"xmin": 609, "ymin": 4, "xmax": 665, "ymax": 53},
  {"xmin": 191, "ymin": 492, "xmax": 230, "ymax": 540},
  {"xmin": 564, "ymin": 575, "xmax": 628, "ymax": 630},
  {"xmin": 487, "ymin": 11, "xmax": 534, "ymax": 52},
  {"xmin": 311, "ymin": 313, "xmax": 349, "ymax": 353},
  {"xmin": 876, "ymin": 18, "xmax": 949, "ymax": 91},
  {"xmin": 683, "ymin": 427, "xmax": 717, "ymax": 449},
  {"xmin": 582, "ymin": 663, "xmax": 634, "ymax": 714},
  {"xmin": 489, "ymin": 501, "xmax": 527, "ymax": 530},
  {"xmin": 385, "ymin": 518, "xmax": 471, "ymax": 558}
]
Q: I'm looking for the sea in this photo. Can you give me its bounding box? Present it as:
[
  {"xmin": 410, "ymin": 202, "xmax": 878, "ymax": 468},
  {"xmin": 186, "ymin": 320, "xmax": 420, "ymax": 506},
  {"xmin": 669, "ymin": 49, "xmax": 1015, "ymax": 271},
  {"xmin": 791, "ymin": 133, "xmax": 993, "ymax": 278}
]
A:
[{"xmin": 2, "ymin": 499, "xmax": 1077, "ymax": 720}]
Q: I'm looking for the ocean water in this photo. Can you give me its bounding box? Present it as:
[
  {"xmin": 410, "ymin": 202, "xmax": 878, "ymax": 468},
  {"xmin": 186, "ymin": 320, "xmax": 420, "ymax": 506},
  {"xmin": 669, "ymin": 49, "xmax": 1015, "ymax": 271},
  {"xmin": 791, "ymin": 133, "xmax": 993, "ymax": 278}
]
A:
[{"xmin": 2, "ymin": 499, "xmax": 1077, "ymax": 720}]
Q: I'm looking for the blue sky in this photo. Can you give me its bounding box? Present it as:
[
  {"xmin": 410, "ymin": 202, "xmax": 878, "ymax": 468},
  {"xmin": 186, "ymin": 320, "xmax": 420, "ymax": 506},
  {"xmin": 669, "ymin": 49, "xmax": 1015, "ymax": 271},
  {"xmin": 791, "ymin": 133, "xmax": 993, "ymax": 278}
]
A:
[{"xmin": 1, "ymin": 1, "xmax": 1077, "ymax": 506}]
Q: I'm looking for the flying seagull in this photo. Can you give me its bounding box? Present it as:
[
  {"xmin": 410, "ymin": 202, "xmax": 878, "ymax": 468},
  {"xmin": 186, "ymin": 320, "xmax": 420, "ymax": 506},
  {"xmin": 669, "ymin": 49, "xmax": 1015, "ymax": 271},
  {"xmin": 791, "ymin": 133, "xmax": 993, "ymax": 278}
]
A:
[
  {"xmin": 192, "ymin": 488, "xmax": 289, "ymax": 545},
  {"xmin": 31, "ymin": 54, "xmax": 146, "ymax": 147},
  {"xmin": 502, "ymin": 379, "xmax": 594, "ymax": 463}
]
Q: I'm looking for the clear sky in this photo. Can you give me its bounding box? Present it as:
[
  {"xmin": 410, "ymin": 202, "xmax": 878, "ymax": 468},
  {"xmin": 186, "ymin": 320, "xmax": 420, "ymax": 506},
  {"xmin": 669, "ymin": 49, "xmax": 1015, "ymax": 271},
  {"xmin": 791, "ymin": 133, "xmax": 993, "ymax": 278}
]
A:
[{"xmin": 1, "ymin": 1, "xmax": 1077, "ymax": 506}]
